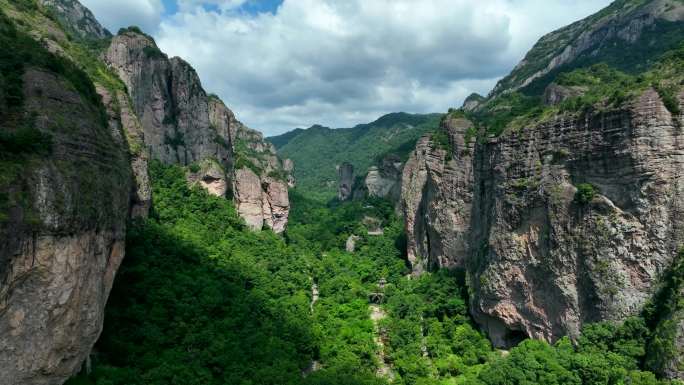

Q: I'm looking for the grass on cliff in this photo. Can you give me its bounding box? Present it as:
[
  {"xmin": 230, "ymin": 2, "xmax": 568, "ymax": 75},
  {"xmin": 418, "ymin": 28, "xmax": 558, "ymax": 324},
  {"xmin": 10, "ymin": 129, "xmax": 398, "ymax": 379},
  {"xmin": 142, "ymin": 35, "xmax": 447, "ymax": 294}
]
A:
[{"xmin": 472, "ymin": 42, "xmax": 684, "ymax": 137}]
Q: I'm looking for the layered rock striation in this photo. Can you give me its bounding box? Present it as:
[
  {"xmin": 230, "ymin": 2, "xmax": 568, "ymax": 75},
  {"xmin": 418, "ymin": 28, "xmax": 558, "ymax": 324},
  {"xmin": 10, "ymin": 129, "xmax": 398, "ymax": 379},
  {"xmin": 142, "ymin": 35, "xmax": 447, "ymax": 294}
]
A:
[
  {"xmin": 469, "ymin": 89, "xmax": 684, "ymax": 347},
  {"xmin": 0, "ymin": 67, "xmax": 134, "ymax": 385}
]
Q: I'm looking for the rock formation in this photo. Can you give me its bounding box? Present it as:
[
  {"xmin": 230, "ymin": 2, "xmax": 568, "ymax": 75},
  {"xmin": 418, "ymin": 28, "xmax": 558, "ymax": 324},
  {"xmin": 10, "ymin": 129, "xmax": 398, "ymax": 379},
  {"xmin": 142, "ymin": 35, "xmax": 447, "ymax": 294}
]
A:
[
  {"xmin": 493, "ymin": 0, "xmax": 684, "ymax": 95},
  {"xmin": 401, "ymin": 114, "xmax": 475, "ymax": 275},
  {"xmin": 469, "ymin": 89, "xmax": 684, "ymax": 348},
  {"xmin": 462, "ymin": 93, "xmax": 485, "ymax": 112},
  {"xmin": 0, "ymin": 67, "xmax": 134, "ymax": 385},
  {"xmin": 38, "ymin": 0, "xmax": 111, "ymax": 40},
  {"xmin": 398, "ymin": 2, "xmax": 684, "ymax": 368},
  {"xmin": 104, "ymin": 27, "xmax": 291, "ymax": 232},
  {"xmin": 0, "ymin": 1, "xmax": 290, "ymax": 383},
  {"xmin": 365, "ymin": 154, "xmax": 403, "ymax": 203},
  {"xmin": 338, "ymin": 162, "xmax": 355, "ymax": 201}
]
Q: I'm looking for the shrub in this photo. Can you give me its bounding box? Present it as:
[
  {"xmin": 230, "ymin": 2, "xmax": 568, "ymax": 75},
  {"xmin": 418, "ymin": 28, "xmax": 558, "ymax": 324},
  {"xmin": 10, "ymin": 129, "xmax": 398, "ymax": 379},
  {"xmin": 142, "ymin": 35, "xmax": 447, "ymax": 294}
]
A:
[{"xmin": 575, "ymin": 183, "xmax": 597, "ymax": 204}]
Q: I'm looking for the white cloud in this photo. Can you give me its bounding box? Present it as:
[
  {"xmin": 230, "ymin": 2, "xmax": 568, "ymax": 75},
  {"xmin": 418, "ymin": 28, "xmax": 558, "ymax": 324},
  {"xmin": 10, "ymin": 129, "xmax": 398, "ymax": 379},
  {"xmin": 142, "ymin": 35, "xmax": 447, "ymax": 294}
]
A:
[
  {"xmin": 85, "ymin": 0, "xmax": 614, "ymax": 135},
  {"xmin": 80, "ymin": 0, "xmax": 165, "ymax": 33}
]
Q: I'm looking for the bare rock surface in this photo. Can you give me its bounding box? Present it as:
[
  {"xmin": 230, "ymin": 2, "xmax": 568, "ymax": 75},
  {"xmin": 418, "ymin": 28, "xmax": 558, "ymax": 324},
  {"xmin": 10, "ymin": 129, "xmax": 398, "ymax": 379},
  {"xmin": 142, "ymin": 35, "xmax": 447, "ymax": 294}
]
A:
[
  {"xmin": 365, "ymin": 154, "xmax": 403, "ymax": 203},
  {"xmin": 0, "ymin": 69, "xmax": 132, "ymax": 385},
  {"xmin": 401, "ymin": 115, "xmax": 475, "ymax": 274},
  {"xmin": 469, "ymin": 89, "xmax": 684, "ymax": 347},
  {"xmin": 104, "ymin": 29, "xmax": 291, "ymax": 231},
  {"xmin": 338, "ymin": 162, "xmax": 355, "ymax": 201},
  {"xmin": 38, "ymin": 0, "xmax": 110, "ymax": 40}
]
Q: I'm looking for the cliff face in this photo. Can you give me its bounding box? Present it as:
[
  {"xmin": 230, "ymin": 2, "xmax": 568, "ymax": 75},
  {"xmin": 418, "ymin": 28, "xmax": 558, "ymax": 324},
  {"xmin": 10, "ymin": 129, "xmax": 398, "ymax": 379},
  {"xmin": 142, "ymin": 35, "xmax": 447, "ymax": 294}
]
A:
[
  {"xmin": 232, "ymin": 125, "xmax": 291, "ymax": 233},
  {"xmin": 0, "ymin": 67, "xmax": 133, "ymax": 384},
  {"xmin": 470, "ymin": 89, "xmax": 684, "ymax": 347},
  {"xmin": 396, "ymin": 2, "xmax": 684, "ymax": 370},
  {"xmin": 401, "ymin": 115, "xmax": 475, "ymax": 275},
  {"xmin": 365, "ymin": 154, "xmax": 403, "ymax": 203},
  {"xmin": 0, "ymin": 0, "xmax": 289, "ymax": 382},
  {"xmin": 104, "ymin": 29, "xmax": 291, "ymax": 232}
]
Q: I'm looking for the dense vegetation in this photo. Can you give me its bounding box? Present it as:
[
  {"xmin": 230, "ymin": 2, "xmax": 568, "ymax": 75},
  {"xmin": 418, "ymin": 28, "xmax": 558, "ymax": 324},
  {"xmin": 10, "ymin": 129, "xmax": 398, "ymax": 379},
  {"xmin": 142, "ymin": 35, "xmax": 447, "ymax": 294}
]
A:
[
  {"xmin": 468, "ymin": 41, "xmax": 684, "ymax": 138},
  {"xmin": 65, "ymin": 162, "xmax": 682, "ymax": 385},
  {"xmin": 269, "ymin": 113, "xmax": 442, "ymax": 201}
]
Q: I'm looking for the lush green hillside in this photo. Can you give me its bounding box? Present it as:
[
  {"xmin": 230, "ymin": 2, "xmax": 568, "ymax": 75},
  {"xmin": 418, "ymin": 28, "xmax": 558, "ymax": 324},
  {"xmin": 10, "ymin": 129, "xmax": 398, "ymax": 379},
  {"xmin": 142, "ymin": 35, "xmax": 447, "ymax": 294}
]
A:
[{"xmin": 269, "ymin": 113, "xmax": 442, "ymax": 201}]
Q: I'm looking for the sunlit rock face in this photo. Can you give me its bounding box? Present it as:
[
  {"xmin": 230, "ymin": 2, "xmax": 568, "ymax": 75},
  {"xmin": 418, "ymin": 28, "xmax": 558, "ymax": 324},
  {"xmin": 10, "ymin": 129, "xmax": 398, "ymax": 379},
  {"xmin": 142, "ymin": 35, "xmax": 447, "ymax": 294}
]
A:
[
  {"xmin": 401, "ymin": 115, "xmax": 474, "ymax": 275},
  {"xmin": 366, "ymin": 154, "xmax": 403, "ymax": 203},
  {"xmin": 104, "ymin": 29, "xmax": 292, "ymax": 232}
]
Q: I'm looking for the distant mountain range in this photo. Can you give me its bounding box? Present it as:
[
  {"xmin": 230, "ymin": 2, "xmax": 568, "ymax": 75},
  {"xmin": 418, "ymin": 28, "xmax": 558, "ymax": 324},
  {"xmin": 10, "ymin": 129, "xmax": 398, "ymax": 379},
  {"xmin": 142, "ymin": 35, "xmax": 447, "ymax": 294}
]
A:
[{"xmin": 269, "ymin": 112, "xmax": 442, "ymax": 201}]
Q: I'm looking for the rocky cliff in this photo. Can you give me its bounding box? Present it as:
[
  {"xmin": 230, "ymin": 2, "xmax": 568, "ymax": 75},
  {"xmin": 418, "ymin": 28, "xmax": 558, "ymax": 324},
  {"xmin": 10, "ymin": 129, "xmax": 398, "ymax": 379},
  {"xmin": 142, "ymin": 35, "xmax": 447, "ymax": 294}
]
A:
[
  {"xmin": 0, "ymin": 0, "xmax": 289, "ymax": 383},
  {"xmin": 0, "ymin": 5, "xmax": 137, "ymax": 382},
  {"xmin": 400, "ymin": 1, "xmax": 684, "ymax": 379},
  {"xmin": 38, "ymin": 0, "xmax": 111, "ymax": 40},
  {"xmin": 401, "ymin": 114, "xmax": 475, "ymax": 275},
  {"xmin": 104, "ymin": 28, "xmax": 291, "ymax": 232},
  {"xmin": 493, "ymin": 0, "xmax": 684, "ymax": 96},
  {"xmin": 469, "ymin": 89, "xmax": 684, "ymax": 348}
]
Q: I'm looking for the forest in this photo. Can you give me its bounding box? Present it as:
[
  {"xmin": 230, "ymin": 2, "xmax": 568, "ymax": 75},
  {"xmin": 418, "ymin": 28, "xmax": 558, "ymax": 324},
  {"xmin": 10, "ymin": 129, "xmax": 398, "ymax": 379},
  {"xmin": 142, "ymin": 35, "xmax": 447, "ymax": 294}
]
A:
[{"xmin": 66, "ymin": 161, "xmax": 682, "ymax": 385}]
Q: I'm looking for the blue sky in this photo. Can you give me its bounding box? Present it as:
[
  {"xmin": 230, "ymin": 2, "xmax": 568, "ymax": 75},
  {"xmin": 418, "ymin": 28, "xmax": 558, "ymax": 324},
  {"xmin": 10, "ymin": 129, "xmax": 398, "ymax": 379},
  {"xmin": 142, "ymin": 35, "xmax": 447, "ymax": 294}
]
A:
[
  {"xmin": 80, "ymin": 0, "xmax": 612, "ymax": 135},
  {"xmin": 160, "ymin": 0, "xmax": 284, "ymax": 16}
]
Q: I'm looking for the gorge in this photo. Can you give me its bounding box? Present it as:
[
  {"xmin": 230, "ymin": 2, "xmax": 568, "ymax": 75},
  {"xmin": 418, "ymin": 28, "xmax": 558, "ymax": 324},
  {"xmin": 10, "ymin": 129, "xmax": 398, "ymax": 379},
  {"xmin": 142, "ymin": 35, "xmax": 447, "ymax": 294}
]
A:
[{"xmin": 1, "ymin": 0, "xmax": 683, "ymax": 385}]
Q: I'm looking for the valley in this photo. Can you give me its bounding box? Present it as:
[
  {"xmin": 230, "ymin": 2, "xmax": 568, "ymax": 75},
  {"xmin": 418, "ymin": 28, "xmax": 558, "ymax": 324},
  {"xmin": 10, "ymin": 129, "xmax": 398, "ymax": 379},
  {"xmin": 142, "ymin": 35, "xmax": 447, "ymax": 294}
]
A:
[{"xmin": 0, "ymin": 0, "xmax": 683, "ymax": 385}]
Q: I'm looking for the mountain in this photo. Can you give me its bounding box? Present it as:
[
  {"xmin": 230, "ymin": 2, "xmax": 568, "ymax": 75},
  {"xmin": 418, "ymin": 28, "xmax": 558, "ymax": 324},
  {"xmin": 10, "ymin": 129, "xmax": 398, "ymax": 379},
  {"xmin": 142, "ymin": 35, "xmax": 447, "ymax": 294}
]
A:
[
  {"xmin": 492, "ymin": 0, "xmax": 684, "ymax": 96},
  {"xmin": 269, "ymin": 112, "xmax": 442, "ymax": 201},
  {"xmin": 0, "ymin": 1, "xmax": 291, "ymax": 383},
  {"xmin": 399, "ymin": 0, "xmax": 684, "ymax": 378}
]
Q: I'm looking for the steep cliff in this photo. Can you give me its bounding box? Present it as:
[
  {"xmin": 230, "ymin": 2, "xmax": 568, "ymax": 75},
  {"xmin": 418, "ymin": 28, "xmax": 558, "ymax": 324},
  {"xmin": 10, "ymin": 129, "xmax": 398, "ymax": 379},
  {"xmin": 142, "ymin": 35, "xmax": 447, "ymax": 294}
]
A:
[
  {"xmin": 400, "ymin": 1, "xmax": 684, "ymax": 377},
  {"xmin": 0, "ymin": 0, "xmax": 290, "ymax": 383},
  {"xmin": 470, "ymin": 88, "xmax": 684, "ymax": 348},
  {"xmin": 38, "ymin": 0, "xmax": 111, "ymax": 40},
  {"xmin": 104, "ymin": 28, "xmax": 291, "ymax": 232},
  {"xmin": 0, "ymin": 6, "xmax": 135, "ymax": 383},
  {"xmin": 401, "ymin": 113, "xmax": 475, "ymax": 275}
]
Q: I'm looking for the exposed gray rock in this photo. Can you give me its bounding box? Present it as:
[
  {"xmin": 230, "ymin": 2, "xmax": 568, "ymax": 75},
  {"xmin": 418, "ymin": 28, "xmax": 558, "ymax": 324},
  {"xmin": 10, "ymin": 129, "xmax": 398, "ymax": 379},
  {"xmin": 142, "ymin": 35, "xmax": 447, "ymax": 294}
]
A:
[
  {"xmin": 338, "ymin": 162, "xmax": 354, "ymax": 201},
  {"xmin": 38, "ymin": 0, "xmax": 111, "ymax": 40},
  {"xmin": 469, "ymin": 89, "xmax": 684, "ymax": 347},
  {"xmin": 97, "ymin": 85, "xmax": 151, "ymax": 219},
  {"xmin": 493, "ymin": 0, "xmax": 684, "ymax": 95},
  {"xmin": 0, "ymin": 69, "xmax": 132, "ymax": 385},
  {"xmin": 366, "ymin": 155, "xmax": 403, "ymax": 203},
  {"xmin": 542, "ymin": 83, "xmax": 586, "ymax": 106},
  {"xmin": 401, "ymin": 116, "xmax": 475, "ymax": 275},
  {"xmin": 187, "ymin": 160, "xmax": 229, "ymax": 198},
  {"xmin": 232, "ymin": 168, "xmax": 290, "ymax": 233},
  {"xmin": 103, "ymin": 32, "xmax": 232, "ymax": 167},
  {"xmin": 462, "ymin": 93, "xmax": 485, "ymax": 112},
  {"xmin": 283, "ymin": 158, "xmax": 296, "ymax": 188},
  {"xmin": 346, "ymin": 235, "xmax": 361, "ymax": 253},
  {"xmin": 104, "ymin": 30, "xmax": 291, "ymax": 231}
]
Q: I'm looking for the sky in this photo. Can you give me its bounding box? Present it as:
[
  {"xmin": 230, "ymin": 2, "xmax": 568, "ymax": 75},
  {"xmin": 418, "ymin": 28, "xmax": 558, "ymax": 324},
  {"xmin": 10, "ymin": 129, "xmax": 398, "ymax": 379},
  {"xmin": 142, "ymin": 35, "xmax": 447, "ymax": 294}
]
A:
[{"xmin": 80, "ymin": 0, "xmax": 613, "ymax": 136}]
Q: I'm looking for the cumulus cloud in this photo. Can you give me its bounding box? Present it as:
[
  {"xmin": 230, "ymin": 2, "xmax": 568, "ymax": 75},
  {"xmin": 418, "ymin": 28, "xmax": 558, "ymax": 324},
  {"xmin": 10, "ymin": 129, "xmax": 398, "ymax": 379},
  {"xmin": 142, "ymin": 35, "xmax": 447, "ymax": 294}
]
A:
[
  {"xmin": 80, "ymin": 0, "xmax": 165, "ymax": 33},
  {"xmin": 85, "ymin": 0, "xmax": 613, "ymax": 135}
]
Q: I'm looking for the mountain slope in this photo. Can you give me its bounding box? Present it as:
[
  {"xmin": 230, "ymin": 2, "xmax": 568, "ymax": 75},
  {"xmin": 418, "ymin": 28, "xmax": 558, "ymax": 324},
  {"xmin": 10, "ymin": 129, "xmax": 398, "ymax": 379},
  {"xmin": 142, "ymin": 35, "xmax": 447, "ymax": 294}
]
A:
[
  {"xmin": 270, "ymin": 112, "xmax": 442, "ymax": 201},
  {"xmin": 492, "ymin": 0, "xmax": 684, "ymax": 96}
]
